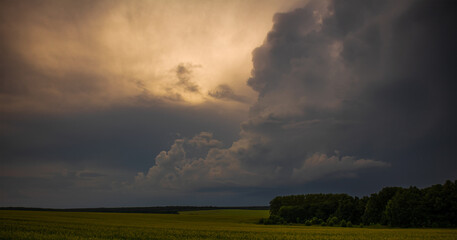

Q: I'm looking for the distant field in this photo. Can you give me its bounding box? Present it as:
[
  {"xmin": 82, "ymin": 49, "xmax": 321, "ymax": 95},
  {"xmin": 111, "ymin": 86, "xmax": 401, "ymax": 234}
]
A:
[{"xmin": 1, "ymin": 210, "xmax": 456, "ymax": 240}]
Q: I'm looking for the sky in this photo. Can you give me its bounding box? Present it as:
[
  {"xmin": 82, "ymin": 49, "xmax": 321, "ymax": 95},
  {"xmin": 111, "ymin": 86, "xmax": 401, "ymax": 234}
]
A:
[{"xmin": 0, "ymin": 0, "xmax": 456, "ymax": 208}]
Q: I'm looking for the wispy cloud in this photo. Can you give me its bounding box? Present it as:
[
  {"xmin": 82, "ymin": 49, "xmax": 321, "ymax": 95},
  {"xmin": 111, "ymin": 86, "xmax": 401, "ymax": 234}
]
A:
[
  {"xmin": 208, "ymin": 84, "xmax": 249, "ymax": 103},
  {"xmin": 175, "ymin": 63, "xmax": 201, "ymax": 93}
]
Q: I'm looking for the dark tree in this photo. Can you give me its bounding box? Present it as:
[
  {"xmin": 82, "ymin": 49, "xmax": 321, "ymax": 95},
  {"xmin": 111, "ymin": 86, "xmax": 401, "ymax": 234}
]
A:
[
  {"xmin": 266, "ymin": 180, "xmax": 456, "ymax": 227},
  {"xmin": 384, "ymin": 187, "xmax": 425, "ymax": 227},
  {"xmin": 362, "ymin": 187, "xmax": 402, "ymax": 225}
]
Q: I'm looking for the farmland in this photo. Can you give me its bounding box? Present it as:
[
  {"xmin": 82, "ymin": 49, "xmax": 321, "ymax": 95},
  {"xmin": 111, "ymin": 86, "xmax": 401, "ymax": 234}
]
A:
[{"xmin": 1, "ymin": 209, "xmax": 456, "ymax": 240}]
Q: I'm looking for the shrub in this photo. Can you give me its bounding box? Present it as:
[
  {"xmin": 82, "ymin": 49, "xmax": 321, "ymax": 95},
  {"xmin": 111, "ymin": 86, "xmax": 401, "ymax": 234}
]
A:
[
  {"xmin": 327, "ymin": 216, "xmax": 339, "ymax": 226},
  {"xmin": 311, "ymin": 217, "xmax": 323, "ymax": 225},
  {"xmin": 266, "ymin": 215, "xmax": 285, "ymax": 224},
  {"xmin": 340, "ymin": 219, "xmax": 347, "ymax": 227},
  {"xmin": 304, "ymin": 220, "xmax": 312, "ymax": 226},
  {"xmin": 278, "ymin": 206, "xmax": 305, "ymax": 223}
]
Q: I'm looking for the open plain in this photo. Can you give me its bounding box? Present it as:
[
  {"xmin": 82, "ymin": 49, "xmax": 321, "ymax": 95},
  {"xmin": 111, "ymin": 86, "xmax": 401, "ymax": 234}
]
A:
[{"xmin": 1, "ymin": 210, "xmax": 456, "ymax": 240}]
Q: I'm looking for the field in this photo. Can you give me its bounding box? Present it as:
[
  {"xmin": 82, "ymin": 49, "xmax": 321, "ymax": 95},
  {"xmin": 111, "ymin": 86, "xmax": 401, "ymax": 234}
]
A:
[{"xmin": 1, "ymin": 210, "xmax": 456, "ymax": 240}]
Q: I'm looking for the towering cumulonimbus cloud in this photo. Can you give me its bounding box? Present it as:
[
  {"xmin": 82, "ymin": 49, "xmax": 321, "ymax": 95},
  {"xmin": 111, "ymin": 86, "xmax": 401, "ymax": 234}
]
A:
[{"xmin": 136, "ymin": 0, "xmax": 456, "ymax": 191}]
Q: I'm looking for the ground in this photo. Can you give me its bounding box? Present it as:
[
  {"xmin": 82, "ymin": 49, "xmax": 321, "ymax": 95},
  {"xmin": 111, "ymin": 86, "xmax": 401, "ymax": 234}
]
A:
[{"xmin": 1, "ymin": 209, "xmax": 456, "ymax": 239}]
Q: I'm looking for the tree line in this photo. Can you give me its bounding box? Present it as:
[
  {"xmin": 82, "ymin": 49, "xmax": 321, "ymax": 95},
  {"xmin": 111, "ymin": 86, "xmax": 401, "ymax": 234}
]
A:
[
  {"xmin": 0, "ymin": 206, "xmax": 269, "ymax": 214},
  {"xmin": 262, "ymin": 180, "xmax": 457, "ymax": 228}
]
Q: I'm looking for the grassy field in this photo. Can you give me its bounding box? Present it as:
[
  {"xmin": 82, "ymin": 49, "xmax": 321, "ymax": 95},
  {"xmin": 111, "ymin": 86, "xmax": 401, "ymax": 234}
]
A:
[{"xmin": 1, "ymin": 209, "xmax": 456, "ymax": 240}]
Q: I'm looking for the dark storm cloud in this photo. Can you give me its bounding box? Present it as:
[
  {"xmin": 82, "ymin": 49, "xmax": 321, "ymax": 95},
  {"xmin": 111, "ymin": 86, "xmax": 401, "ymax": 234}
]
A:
[
  {"xmin": 245, "ymin": 0, "xmax": 456, "ymax": 186},
  {"xmin": 1, "ymin": 0, "xmax": 456, "ymax": 207},
  {"xmin": 0, "ymin": 102, "xmax": 245, "ymax": 207},
  {"xmin": 0, "ymin": 104, "xmax": 243, "ymax": 168},
  {"xmin": 137, "ymin": 0, "xmax": 456, "ymax": 194}
]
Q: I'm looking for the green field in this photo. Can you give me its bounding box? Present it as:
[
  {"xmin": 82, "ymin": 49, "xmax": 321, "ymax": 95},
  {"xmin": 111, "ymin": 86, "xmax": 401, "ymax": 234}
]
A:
[{"xmin": 1, "ymin": 210, "xmax": 456, "ymax": 240}]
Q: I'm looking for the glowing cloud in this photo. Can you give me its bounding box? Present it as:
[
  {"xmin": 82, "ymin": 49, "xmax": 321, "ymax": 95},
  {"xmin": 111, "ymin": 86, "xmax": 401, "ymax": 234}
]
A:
[{"xmin": 0, "ymin": 0, "xmax": 303, "ymax": 113}]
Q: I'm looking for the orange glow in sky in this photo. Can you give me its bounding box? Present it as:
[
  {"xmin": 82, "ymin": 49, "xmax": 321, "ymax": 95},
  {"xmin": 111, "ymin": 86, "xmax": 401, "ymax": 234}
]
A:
[{"xmin": 1, "ymin": 0, "xmax": 303, "ymax": 112}]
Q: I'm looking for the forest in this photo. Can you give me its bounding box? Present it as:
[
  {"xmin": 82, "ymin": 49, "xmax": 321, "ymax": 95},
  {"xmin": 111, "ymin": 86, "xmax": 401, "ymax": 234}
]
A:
[{"xmin": 263, "ymin": 180, "xmax": 457, "ymax": 228}]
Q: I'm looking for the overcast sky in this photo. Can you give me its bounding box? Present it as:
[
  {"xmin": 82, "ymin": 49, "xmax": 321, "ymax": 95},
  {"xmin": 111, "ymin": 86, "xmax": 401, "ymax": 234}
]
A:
[{"xmin": 1, "ymin": 0, "xmax": 456, "ymax": 208}]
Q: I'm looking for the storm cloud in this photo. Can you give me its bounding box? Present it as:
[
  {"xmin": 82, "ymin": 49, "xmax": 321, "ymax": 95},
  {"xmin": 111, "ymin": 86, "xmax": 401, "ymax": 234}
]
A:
[
  {"xmin": 136, "ymin": 0, "xmax": 456, "ymax": 195},
  {"xmin": 1, "ymin": 0, "xmax": 456, "ymax": 207}
]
